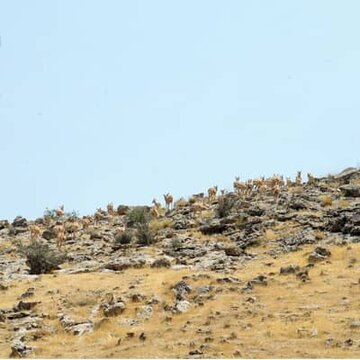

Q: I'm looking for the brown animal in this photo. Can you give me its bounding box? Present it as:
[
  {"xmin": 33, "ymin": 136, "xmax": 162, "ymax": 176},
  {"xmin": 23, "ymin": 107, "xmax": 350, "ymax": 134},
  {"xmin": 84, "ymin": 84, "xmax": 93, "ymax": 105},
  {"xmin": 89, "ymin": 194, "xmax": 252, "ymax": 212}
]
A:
[
  {"xmin": 65, "ymin": 220, "xmax": 81, "ymax": 239},
  {"xmin": 94, "ymin": 208, "xmax": 105, "ymax": 224},
  {"xmin": 163, "ymin": 193, "xmax": 173, "ymax": 210},
  {"xmin": 307, "ymin": 173, "xmax": 315, "ymax": 186},
  {"xmin": 107, "ymin": 203, "xmax": 115, "ymax": 216},
  {"xmin": 233, "ymin": 176, "xmax": 246, "ymax": 195},
  {"xmin": 150, "ymin": 206, "xmax": 160, "ymax": 218},
  {"xmin": 152, "ymin": 198, "xmax": 161, "ymax": 209},
  {"xmin": 82, "ymin": 216, "xmax": 91, "ymax": 229},
  {"xmin": 191, "ymin": 202, "xmax": 210, "ymax": 213},
  {"xmin": 29, "ymin": 224, "xmax": 41, "ymax": 239},
  {"xmin": 56, "ymin": 231, "xmax": 66, "ymax": 248},
  {"xmin": 286, "ymin": 177, "xmax": 294, "ymax": 188},
  {"xmin": 207, "ymin": 186, "xmax": 218, "ymax": 201},
  {"xmin": 53, "ymin": 223, "xmax": 65, "ymax": 247},
  {"xmin": 55, "ymin": 205, "xmax": 64, "ymax": 217},
  {"xmin": 295, "ymin": 171, "xmax": 302, "ymax": 186},
  {"xmin": 273, "ymin": 183, "xmax": 281, "ymax": 198}
]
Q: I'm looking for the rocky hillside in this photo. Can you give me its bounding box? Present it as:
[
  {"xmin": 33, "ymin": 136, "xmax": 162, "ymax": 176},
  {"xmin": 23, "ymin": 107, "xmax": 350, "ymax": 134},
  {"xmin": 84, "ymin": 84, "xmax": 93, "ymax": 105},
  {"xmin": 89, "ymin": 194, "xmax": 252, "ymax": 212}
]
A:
[{"xmin": 1, "ymin": 168, "xmax": 360, "ymax": 358}]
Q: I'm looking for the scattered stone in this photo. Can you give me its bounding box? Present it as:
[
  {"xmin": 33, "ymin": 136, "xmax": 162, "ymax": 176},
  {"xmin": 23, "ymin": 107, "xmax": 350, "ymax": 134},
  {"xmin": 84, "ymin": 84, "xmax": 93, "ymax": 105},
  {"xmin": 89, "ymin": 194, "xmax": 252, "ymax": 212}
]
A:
[
  {"xmin": 136, "ymin": 305, "xmax": 153, "ymax": 319},
  {"xmin": 19, "ymin": 288, "xmax": 35, "ymax": 299},
  {"xmin": 10, "ymin": 340, "xmax": 33, "ymax": 358},
  {"xmin": 117, "ymin": 205, "xmax": 130, "ymax": 216},
  {"xmin": 172, "ymin": 281, "xmax": 192, "ymax": 300},
  {"xmin": 174, "ymin": 300, "xmax": 191, "ymax": 314},
  {"xmin": 340, "ymin": 184, "xmax": 360, "ymax": 198},
  {"xmin": 14, "ymin": 301, "xmax": 40, "ymax": 312},
  {"xmin": 350, "ymin": 319, "xmax": 360, "ymax": 329},
  {"xmin": 224, "ymin": 247, "xmax": 243, "ymax": 257},
  {"xmin": 131, "ymin": 293, "xmax": 146, "ymax": 303},
  {"xmin": 308, "ymin": 247, "xmax": 331, "ymax": 263},
  {"xmin": 280, "ymin": 265, "xmax": 300, "ymax": 274},
  {"xmin": 11, "ymin": 216, "xmax": 27, "ymax": 228},
  {"xmin": 151, "ymin": 258, "xmax": 171, "ymax": 268},
  {"xmin": 103, "ymin": 302, "xmax": 126, "ymax": 317},
  {"xmin": 296, "ymin": 269, "xmax": 310, "ymax": 282}
]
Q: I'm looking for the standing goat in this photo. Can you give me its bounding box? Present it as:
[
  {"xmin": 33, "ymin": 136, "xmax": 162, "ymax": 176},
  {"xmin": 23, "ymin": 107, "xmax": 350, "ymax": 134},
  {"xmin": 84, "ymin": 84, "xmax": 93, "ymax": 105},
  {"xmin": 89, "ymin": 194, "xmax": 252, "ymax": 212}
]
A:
[
  {"xmin": 55, "ymin": 205, "xmax": 64, "ymax": 218},
  {"xmin": 207, "ymin": 186, "xmax": 218, "ymax": 201},
  {"xmin": 163, "ymin": 193, "xmax": 173, "ymax": 211},
  {"xmin": 29, "ymin": 224, "xmax": 41, "ymax": 239}
]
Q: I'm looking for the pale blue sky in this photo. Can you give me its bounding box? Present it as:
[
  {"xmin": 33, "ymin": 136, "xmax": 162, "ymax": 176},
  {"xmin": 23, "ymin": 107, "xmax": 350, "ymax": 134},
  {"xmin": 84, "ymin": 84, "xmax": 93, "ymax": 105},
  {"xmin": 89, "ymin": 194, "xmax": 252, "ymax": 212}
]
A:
[{"xmin": 0, "ymin": 0, "xmax": 359, "ymax": 219}]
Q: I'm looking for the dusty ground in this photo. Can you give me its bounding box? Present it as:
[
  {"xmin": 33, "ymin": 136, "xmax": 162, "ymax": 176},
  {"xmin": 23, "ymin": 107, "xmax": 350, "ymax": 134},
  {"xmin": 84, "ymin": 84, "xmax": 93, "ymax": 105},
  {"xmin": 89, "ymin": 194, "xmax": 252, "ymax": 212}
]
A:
[{"xmin": 1, "ymin": 243, "xmax": 360, "ymax": 358}]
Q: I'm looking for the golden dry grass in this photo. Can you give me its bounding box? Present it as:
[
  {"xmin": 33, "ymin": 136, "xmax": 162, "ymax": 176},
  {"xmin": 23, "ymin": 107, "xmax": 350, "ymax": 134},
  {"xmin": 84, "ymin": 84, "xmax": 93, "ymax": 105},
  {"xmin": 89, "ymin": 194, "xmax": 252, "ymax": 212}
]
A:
[
  {"xmin": 1, "ymin": 244, "xmax": 360, "ymax": 358},
  {"xmin": 319, "ymin": 194, "xmax": 333, "ymax": 207}
]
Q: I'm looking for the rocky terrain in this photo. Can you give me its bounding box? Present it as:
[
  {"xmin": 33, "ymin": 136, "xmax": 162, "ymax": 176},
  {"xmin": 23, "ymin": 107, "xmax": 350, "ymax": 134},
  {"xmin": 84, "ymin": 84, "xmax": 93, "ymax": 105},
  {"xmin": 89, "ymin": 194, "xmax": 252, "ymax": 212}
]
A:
[{"xmin": 1, "ymin": 168, "xmax": 360, "ymax": 358}]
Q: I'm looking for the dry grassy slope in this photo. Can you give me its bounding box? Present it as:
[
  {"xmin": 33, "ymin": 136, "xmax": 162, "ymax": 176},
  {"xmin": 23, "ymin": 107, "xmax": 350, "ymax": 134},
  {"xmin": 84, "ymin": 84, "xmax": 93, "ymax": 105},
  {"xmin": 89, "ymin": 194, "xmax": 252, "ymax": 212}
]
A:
[{"xmin": 1, "ymin": 243, "xmax": 360, "ymax": 358}]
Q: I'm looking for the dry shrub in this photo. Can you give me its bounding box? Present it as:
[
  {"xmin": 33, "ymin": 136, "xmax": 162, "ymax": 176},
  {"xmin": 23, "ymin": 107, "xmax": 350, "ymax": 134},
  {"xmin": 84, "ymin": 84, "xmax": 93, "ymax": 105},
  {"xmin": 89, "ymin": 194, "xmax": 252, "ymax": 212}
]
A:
[
  {"xmin": 319, "ymin": 195, "xmax": 333, "ymax": 207},
  {"xmin": 175, "ymin": 198, "xmax": 187, "ymax": 209},
  {"xmin": 198, "ymin": 210, "xmax": 214, "ymax": 219},
  {"xmin": 150, "ymin": 218, "xmax": 172, "ymax": 232},
  {"xmin": 339, "ymin": 199, "xmax": 350, "ymax": 208},
  {"xmin": 264, "ymin": 229, "xmax": 277, "ymax": 241},
  {"xmin": 314, "ymin": 230, "xmax": 326, "ymax": 241}
]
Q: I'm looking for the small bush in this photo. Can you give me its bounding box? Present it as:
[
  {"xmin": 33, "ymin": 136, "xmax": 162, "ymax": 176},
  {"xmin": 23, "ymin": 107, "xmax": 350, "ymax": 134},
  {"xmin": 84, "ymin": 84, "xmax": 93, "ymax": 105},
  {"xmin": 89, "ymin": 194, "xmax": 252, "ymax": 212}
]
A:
[
  {"xmin": 126, "ymin": 207, "xmax": 151, "ymax": 227},
  {"xmin": 17, "ymin": 240, "xmax": 66, "ymax": 274},
  {"xmin": 126, "ymin": 207, "xmax": 155, "ymax": 246},
  {"xmin": 115, "ymin": 230, "xmax": 134, "ymax": 246},
  {"xmin": 314, "ymin": 230, "xmax": 326, "ymax": 240},
  {"xmin": 150, "ymin": 218, "xmax": 172, "ymax": 232},
  {"xmin": 136, "ymin": 223, "xmax": 154, "ymax": 246},
  {"xmin": 319, "ymin": 195, "xmax": 333, "ymax": 207},
  {"xmin": 175, "ymin": 198, "xmax": 187, "ymax": 209},
  {"xmin": 264, "ymin": 229, "xmax": 277, "ymax": 241},
  {"xmin": 170, "ymin": 237, "xmax": 183, "ymax": 250},
  {"xmin": 216, "ymin": 196, "xmax": 235, "ymax": 218}
]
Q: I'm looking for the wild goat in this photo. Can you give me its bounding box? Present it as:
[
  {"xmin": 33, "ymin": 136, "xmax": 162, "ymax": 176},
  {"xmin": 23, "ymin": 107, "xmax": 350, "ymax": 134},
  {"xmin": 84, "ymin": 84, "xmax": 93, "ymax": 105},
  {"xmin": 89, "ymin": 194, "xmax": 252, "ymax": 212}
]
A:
[
  {"xmin": 94, "ymin": 208, "xmax": 104, "ymax": 224},
  {"xmin": 295, "ymin": 171, "xmax": 302, "ymax": 186},
  {"xmin": 233, "ymin": 177, "xmax": 246, "ymax": 196},
  {"xmin": 152, "ymin": 198, "xmax": 161, "ymax": 209},
  {"xmin": 191, "ymin": 202, "xmax": 210, "ymax": 213},
  {"xmin": 56, "ymin": 231, "xmax": 66, "ymax": 248},
  {"xmin": 307, "ymin": 173, "xmax": 316, "ymax": 186},
  {"xmin": 53, "ymin": 223, "xmax": 65, "ymax": 248},
  {"xmin": 82, "ymin": 216, "xmax": 91, "ymax": 229},
  {"xmin": 150, "ymin": 199, "xmax": 162, "ymax": 218},
  {"xmin": 163, "ymin": 193, "xmax": 173, "ymax": 210},
  {"xmin": 55, "ymin": 205, "xmax": 64, "ymax": 218},
  {"xmin": 150, "ymin": 206, "xmax": 160, "ymax": 218},
  {"xmin": 286, "ymin": 177, "xmax": 294, "ymax": 188},
  {"xmin": 107, "ymin": 203, "xmax": 116, "ymax": 216},
  {"xmin": 65, "ymin": 220, "xmax": 81, "ymax": 239},
  {"xmin": 273, "ymin": 183, "xmax": 281, "ymax": 198},
  {"xmin": 207, "ymin": 186, "xmax": 218, "ymax": 201},
  {"xmin": 29, "ymin": 224, "xmax": 41, "ymax": 239}
]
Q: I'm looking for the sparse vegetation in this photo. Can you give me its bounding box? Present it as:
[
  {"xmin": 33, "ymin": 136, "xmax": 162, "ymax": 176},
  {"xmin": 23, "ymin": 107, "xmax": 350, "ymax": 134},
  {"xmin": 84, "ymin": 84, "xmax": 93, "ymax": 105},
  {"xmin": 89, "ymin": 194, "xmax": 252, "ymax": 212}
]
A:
[
  {"xmin": 175, "ymin": 197, "xmax": 187, "ymax": 209},
  {"xmin": 17, "ymin": 240, "xmax": 66, "ymax": 274},
  {"xmin": 319, "ymin": 194, "xmax": 333, "ymax": 207},
  {"xmin": 126, "ymin": 207, "xmax": 151, "ymax": 227},
  {"xmin": 136, "ymin": 222, "xmax": 154, "ymax": 246},
  {"xmin": 264, "ymin": 229, "xmax": 278, "ymax": 241},
  {"xmin": 126, "ymin": 207, "xmax": 154, "ymax": 246},
  {"xmin": 114, "ymin": 230, "xmax": 134, "ymax": 246},
  {"xmin": 170, "ymin": 237, "xmax": 183, "ymax": 250},
  {"xmin": 150, "ymin": 218, "xmax": 172, "ymax": 232},
  {"xmin": 314, "ymin": 230, "xmax": 326, "ymax": 240},
  {"xmin": 216, "ymin": 196, "xmax": 235, "ymax": 218}
]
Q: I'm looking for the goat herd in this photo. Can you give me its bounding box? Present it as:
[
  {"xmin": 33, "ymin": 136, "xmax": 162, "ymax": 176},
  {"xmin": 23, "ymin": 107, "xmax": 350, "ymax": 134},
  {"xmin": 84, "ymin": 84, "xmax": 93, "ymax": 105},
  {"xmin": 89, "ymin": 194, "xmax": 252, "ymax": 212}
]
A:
[{"xmin": 27, "ymin": 171, "xmax": 315, "ymax": 248}]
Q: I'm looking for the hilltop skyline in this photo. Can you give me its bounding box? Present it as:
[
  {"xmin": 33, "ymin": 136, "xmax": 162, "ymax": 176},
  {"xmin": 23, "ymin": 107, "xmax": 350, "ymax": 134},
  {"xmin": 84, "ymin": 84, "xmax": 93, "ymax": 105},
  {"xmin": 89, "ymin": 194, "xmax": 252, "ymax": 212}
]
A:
[{"xmin": 1, "ymin": 0, "xmax": 360, "ymax": 219}]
